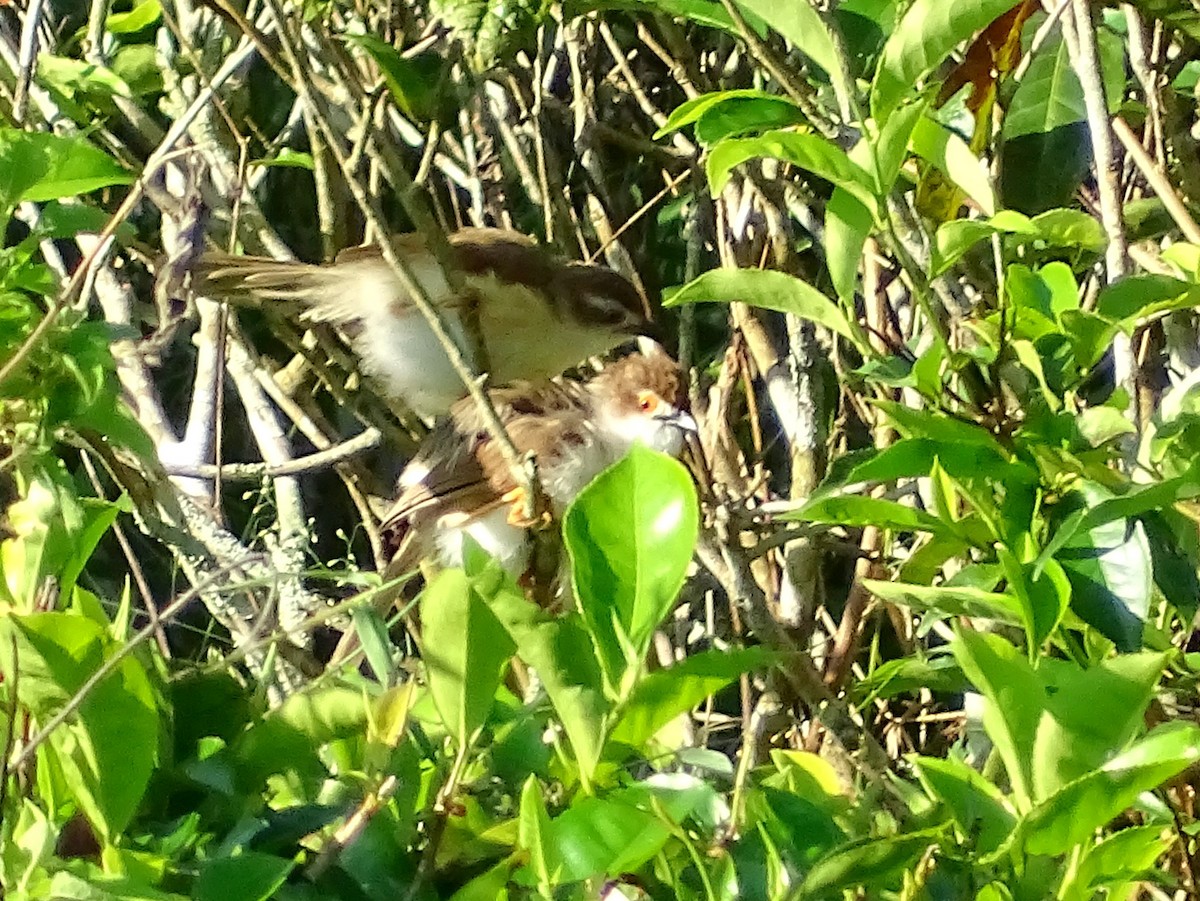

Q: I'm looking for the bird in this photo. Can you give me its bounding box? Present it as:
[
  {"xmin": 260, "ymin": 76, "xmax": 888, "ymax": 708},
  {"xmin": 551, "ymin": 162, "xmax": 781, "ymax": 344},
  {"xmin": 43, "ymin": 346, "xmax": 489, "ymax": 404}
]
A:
[
  {"xmin": 379, "ymin": 342, "xmax": 697, "ymax": 579},
  {"xmin": 195, "ymin": 228, "xmax": 654, "ymax": 417}
]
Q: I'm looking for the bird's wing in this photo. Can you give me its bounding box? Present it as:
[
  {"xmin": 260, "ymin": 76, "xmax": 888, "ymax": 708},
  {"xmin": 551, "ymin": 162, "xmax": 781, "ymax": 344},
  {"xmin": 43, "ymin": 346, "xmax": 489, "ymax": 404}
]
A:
[{"xmin": 379, "ymin": 380, "xmax": 589, "ymax": 550}]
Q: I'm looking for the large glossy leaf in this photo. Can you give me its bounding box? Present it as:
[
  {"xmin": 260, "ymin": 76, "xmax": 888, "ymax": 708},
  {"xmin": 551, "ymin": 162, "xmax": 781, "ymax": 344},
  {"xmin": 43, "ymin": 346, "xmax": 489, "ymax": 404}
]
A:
[
  {"xmin": 872, "ymin": 0, "xmax": 1023, "ymax": 120},
  {"xmin": 1055, "ymin": 484, "xmax": 1154, "ymax": 652},
  {"xmin": 999, "ymin": 33, "xmax": 1123, "ymax": 214},
  {"xmin": 609, "ymin": 647, "xmax": 773, "ymax": 748},
  {"xmin": 3, "ymin": 613, "xmax": 158, "ymax": 840},
  {"xmin": 1030, "ymin": 653, "xmax": 1168, "ymax": 801},
  {"xmin": 420, "ymin": 567, "xmax": 515, "ymax": 747},
  {"xmin": 951, "ymin": 631, "xmax": 1042, "ymax": 810},
  {"xmin": 912, "ymin": 755, "xmax": 1015, "ymax": 855},
  {"xmin": 1095, "ymin": 274, "xmax": 1200, "ymax": 324},
  {"xmin": 1016, "ymin": 721, "xmax": 1200, "ymax": 856},
  {"xmin": 478, "ymin": 574, "xmax": 607, "ymax": 784},
  {"xmin": 705, "ymin": 130, "xmax": 879, "ymax": 214},
  {"xmin": 564, "ymin": 446, "xmax": 698, "ymax": 694},
  {"xmin": 194, "ymin": 853, "xmax": 294, "ymax": 901},
  {"xmin": 666, "ymin": 268, "xmax": 857, "ymax": 342},
  {"xmin": 544, "ymin": 795, "xmax": 672, "ymax": 882},
  {"xmin": 0, "ymin": 128, "xmax": 134, "ymax": 218}
]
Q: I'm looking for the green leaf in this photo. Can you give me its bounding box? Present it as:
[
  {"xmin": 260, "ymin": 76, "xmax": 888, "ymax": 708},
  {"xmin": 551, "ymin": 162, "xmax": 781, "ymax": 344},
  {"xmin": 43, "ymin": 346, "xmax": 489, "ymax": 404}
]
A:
[
  {"xmin": 60, "ymin": 496, "xmax": 127, "ymax": 601},
  {"xmin": 421, "ymin": 568, "xmax": 515, "ymax": 746},
  {"xmin": 594, "ymin": 0, "xmax": 744, "ymax": 33},
  {"xmin": 37, "ymin": 55, "xmax": 131, "ymax": 100},
  {"xmin": 666, "ymin": 267, "xmax": 857, "ymax": 342},
  {"xmin": 350, "ymin": 605, "xmax": 397, "ymax": 685},
  {"xmin": 3, "ymin": 612, "xmax": 159, "ymax": 840},
  {"xmin": 872, "ymin": 400, "xmax": 1008, "ymax": 456},
  {"xmin": 1056, "ymin": 485, "xmax": 1154, "ymax": 652},
  {"xmin": 1004, "ymin": 39, "xmax": 1086, "ymax": 140},
  {"xmin": 250, "ymin": 149, "xmax": 315, "ymax": 170},
  {"xmin": 431, "ymin": 0, "xmax": 546, "ymax": 68},
  {"xmin": 0, "ymin": 128, "xmax": 134, "ymax": 217},
  {"xmin": 194, "ymin": 853, "xmax": 295, "ymax": 901},
  {"xmin": 1030, "ymin": 653, "xmax": 1168, "ymax": 801},
  {"xmin": 478, "ymin": 575, "xmax": 607, "ymax": 785},
  {"xmin": 344, "ymin": 36, "xmax": 445, "ymax": 121},
  {"xmin": 1000, "ymin": 550, "xmax": 1071, "ymax": 651},
  {"xmin": 863, "ymin": 579, "xmax": 1023, "ymax": 623},
  {"xmin": 732, "ymin": 0, "xmax": 854, "ymax": 107},
  {"xmin": 862, "ymin": 99, "xmax": 926, "ymax": 194},
  {"xmin": 655, "ymin": 90, "xmax": 803, "ymax": 140},
  {"xmin": 932, "ymin": 210, "xmax": 1105, "ymax": 276},
  {"xmin": 1062, "ymin": 826, "xmax": 1172, "ymax": 901},
  {"xmin": 1096, "ymin": 274, "xmax": 1200, "ymax": 324},
  {"xmin": 853, "ymin": 651, "xmax": 968, "ymax": 703},
  {"xmin": 232, "ymin": 685, "xmax": 367, "ymax": 791},
  {"xmin": 564, "ymin": 446, "xmax": 699, "ymax": 694},
  {"xmin": 910, "ymin": 116, "xmax": 996, "ymax": 215},
  {"xmin": 609, "ymin": 647, "xmax": 773, "ymax": 748},
  {"xmin": 872, "ymin": 0, "xmax": 1023, "ymax": 120},
  {"xmin": 1017, "ymin": 721, "xmax": 1200, "ymax": 856},
  {"xmin": 544, "ymin": 795, "xmax": 672, "ymax": 882},
  {"xmin": 952, "ymin": 631, "xmax": 1042, "ymax": 810},
  {"xmin": 110, "ymin": 44, "xmax": 164, "ymax": 96},
  {"xmin": 801, "ymin": 832, "xmax": 938, "ymax": 896},
  {"xmin": 912, "ymin": 755, "xmax": 1015, "ymax": 855},
  {"xmin": 106, "ymin": 0, "xmax": 162, "ymax": 32},
  {"xmin": 825, "ymin": 187, "xmax": 875, "ymax": 304},
  {"xmin": 782, "ymin": 494, "xmax": 953, "ymax": 536},
  {"xmin": 706, "ymin": 130, "xmax": 878, "ymax": 214},
  {"xmin": 518, "ymin": 776, "xmax": 553, "ymax": 887}
]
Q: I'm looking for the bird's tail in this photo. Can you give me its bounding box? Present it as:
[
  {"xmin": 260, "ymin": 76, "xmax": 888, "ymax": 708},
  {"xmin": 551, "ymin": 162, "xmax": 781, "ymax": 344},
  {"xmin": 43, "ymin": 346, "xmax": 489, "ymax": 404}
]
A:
[{"xmin": 194, "ymin": 253, "xmax": 347, "ymax": 303}]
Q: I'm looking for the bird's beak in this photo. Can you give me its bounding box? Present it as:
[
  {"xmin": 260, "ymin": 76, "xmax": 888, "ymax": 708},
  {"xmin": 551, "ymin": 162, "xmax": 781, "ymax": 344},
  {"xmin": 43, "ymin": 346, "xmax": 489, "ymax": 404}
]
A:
[{"xmin": 657, "ymin": 410, "xmax": 698, "ymax": 433}]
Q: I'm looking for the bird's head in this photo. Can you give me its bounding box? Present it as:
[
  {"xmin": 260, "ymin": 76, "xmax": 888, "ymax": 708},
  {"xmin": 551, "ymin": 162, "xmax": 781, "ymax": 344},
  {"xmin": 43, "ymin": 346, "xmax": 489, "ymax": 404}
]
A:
[
  {"xmin": 554, "ymin": 263, "xmax": 655, "ymax": 339},
  {"xmin": 590, "ymin": 343, "xmax": 696, "ymax": 455}
]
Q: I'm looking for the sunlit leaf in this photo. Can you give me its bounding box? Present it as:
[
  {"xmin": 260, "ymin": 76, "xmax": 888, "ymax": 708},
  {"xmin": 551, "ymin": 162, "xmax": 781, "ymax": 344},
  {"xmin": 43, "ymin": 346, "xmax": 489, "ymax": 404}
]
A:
[
  {"xmin": 872, "ymin": 0, "xmax": 1024, "ymax": 120},
  {"xmin": 706, "ymin": 130, "xmax": 878, "ymax": 214},
  {"xmin": 1017, "ymin": 722, "xmax": 1200, "ymax": 856},
  {"xmin": 565, "ymin": 447, "xmax": 698, "ymax": 694},
  {"xmin": 667, "ymin": 268, "xmax": 857, "ymax": 342},
  {"xmin": 421, "ymin": 567, "xmax": 515, "ymax": 746}
]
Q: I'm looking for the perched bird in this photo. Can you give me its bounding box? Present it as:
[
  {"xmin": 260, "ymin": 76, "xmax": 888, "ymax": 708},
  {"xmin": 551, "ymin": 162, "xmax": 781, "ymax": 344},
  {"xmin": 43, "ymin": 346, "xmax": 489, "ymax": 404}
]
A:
[
  {"xmin": 196, "ymin": 228, "xmax": 653, "ymax": 416},
  {"xmin": 380, "ymin": 344, "xmax": 696, "ymax": 578}
]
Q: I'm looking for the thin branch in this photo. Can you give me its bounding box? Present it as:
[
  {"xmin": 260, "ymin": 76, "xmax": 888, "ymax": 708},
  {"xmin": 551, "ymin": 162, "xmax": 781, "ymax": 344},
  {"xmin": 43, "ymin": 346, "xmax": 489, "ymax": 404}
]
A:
[{"xmin": 1112, "ymin": 116, "xmax": 1200, "ymax": 245}]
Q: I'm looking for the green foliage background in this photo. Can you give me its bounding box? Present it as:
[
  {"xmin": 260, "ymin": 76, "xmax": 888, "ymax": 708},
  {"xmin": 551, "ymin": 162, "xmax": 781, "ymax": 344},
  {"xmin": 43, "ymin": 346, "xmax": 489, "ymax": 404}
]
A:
[{"xmin": 5, "ymin": 0, "xmax": 1200, "ymax": 897}]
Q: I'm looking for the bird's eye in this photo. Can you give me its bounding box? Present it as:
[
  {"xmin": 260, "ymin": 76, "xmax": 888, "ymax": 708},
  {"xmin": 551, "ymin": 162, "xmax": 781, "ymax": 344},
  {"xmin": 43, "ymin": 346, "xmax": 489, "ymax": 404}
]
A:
[{"xmin": 637, "ymin": 390, "xmax": 657, "ymax": 412}]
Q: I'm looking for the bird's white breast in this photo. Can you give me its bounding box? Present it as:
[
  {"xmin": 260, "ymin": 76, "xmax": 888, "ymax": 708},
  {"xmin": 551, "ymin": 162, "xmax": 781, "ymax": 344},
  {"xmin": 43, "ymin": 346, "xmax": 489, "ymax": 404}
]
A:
[
  {"xmin": 435, "ymin": 507, "xmax": 531, "ymax": 574},
  {"xmin": 330, "ymin": 257, "xmax": 479, "ymax": 417}
]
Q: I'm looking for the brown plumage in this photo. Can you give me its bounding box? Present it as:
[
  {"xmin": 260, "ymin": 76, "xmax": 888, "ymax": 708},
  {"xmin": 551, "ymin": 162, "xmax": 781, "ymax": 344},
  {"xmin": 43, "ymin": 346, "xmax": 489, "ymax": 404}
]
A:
[
  {"xmin": 379, "ymin": 345, "xmax": 693, "ymax": 576},
  {"xmin": 195, "ymin": 228, "xmax": 654, "ymax": 417}
]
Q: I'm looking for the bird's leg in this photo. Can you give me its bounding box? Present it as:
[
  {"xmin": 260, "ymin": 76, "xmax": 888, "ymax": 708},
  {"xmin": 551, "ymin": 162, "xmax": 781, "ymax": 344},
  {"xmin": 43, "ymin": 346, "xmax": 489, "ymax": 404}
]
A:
[{"xmin": 500, "ymin": 486, "xmax": 553, "ymax": 528}]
